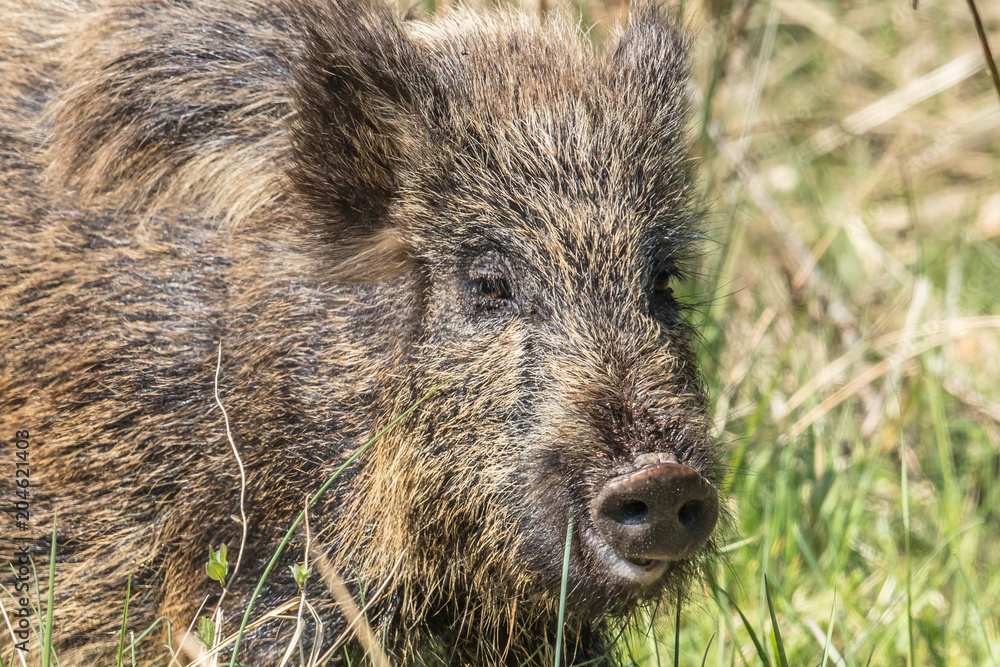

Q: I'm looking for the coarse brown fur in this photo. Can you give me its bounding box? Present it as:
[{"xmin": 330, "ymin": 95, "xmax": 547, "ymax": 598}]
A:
[{"xmin": 0, "ymin": 0, "xmax": 723, "ymax": 664}]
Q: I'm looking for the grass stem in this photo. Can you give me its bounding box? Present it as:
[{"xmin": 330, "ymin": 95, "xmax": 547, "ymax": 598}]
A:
[{"xmin": 554, "ymin": 516, "xmax": 574, "ymax": 667}]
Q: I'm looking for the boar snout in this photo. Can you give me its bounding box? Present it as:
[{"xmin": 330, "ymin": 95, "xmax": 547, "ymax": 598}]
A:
[{"xmin": 591, "ymin": 460, "xmax": 720, "ymax": 571}]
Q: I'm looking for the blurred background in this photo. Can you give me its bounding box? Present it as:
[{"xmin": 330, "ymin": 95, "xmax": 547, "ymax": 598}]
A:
[{"xmin": 418, "ymin": 0, "xmax": 1000, "ymax": 663}]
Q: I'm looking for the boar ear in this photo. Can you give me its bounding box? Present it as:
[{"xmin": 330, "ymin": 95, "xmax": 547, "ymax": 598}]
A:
[
  {"xmin": 601, "ymin": 3, "xmax": 692, "ymax": 199},
  {"xmin": 286, "ymin": 2, "xmax": 439, "ymax": 281}
]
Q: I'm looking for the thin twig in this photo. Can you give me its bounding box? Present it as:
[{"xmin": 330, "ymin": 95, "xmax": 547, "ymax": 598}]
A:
[
  {"xmin": 209, "ymin": 607, "xmax": 222, "ymax": 667},
  {"xmin": 214, "ymin": 342, "xmax": 248, "ymax": 594},
  {"xmin": 172, "ymin": 342, "xmax": 248, "ymax": 667},
  {"xmin": 278, "ymin": 503, "xmax": 312, "ymax": 667},
  {"xmin": 965, "ymin": 0, "xmax": 1000, "ymax": 105}
]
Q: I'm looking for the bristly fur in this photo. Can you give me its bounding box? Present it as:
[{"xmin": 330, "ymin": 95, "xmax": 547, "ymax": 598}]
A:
[{"xmin": 0, "ymin": 0, "xmax": 723, "ymax": 664}]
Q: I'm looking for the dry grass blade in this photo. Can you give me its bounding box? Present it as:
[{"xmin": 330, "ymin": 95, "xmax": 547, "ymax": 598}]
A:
[
  {"xmin": 777, "ymin": 315, "xmax": 1000, "ymax": 423},
  {"xmin": 0, "ymin": 597, "xmax": 29, "ymax": 667},
  {"xmin": 784, "ymin": 323, "xmax": 1000, "ymax": 440},
  {"xmin": 554, "ymin": 516, "xmax": 574, "ymax": 667},
  {"xmin": 169, "ymin": 595, "xmax": 210, "ymax": 667},
  {"xmin": 775, "ymin": 0, "xmax": 892, "ymax": 78},
  {"xmin": 810, "ymin": 52, "xmax": 984, "ymax": 154},
  {"xmin": 938, "ymin": 374, "xmax": 1000, "ymax": 426},
  {"xmin": 805, "ymin": 617, "xmax": 845, "ymax": 666},
  {"xmin": 188, "ymin": 599, "xmax": 301, "ymax": 666},
  {"xmin": 315, "ymin": 551, "xmax": 406, "ymax": 667}
]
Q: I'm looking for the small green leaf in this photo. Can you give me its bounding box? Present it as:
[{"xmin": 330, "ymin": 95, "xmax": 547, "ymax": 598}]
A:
[
  {"xmin": 290, "ymin": 563, "xmax": 312, "ymax": 588},
  {"xmin": 197, "ymin": 617, "xmax": 215, "ymax": 649},
  {"xmin": 206, "ymin": 544, "xmax": 229, "ymax": 584}
]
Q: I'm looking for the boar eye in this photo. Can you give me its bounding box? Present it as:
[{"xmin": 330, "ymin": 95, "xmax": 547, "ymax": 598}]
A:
[
  {"xmin": 652, "ymin": 270, "xmax": 673, "ymax": 295},
  {"xmin": 651, "ymin": 259, "xmax": 680, "ymax": 298},
  {"xmin": 474, "ymin": 276, "xmax": 513, "ymax": 300}
]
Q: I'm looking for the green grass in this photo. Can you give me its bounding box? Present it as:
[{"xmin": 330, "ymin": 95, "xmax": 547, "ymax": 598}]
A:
[{"xmin": 620, "ymin": 0, "xmax": 1000, "ymax": 664}]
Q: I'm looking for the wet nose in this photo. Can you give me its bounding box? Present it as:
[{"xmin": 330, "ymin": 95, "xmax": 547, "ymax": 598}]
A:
[{"xmin": 591, "ymin": 462, "xmax": 719, "ymax": 562}]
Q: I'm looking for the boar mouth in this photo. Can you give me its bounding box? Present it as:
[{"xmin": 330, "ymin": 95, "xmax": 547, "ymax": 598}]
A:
[{"xmin": 582, "ymin": 528, "xmax": 673, "ymax": 585}]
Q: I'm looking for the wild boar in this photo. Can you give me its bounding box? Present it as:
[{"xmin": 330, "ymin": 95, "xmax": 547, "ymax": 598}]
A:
[{"xmin": 0, "ymin": 0, "xmax": 722, "ymax": 663}]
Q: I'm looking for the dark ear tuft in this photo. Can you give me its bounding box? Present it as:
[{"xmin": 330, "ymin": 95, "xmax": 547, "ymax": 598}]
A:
[
  {"xmin": 286, "ymin": 1, "xmax": 440, "ymax": 281},
  {"xmin": 602, "ymin": 3, "xmax": 692, "ymax": 201},
  {"xmin": 603, "ymin": 2, "xmax": 690, "ymax": 120}
]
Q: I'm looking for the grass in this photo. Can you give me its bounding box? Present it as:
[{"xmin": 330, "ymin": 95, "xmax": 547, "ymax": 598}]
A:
[
  {"xmin": 614, "ymin": 0, "xmax": 1000, "ymax": 664},
  {"xmin": 554, "ymin": 517, "xmax": 575, "ymax": 667}
]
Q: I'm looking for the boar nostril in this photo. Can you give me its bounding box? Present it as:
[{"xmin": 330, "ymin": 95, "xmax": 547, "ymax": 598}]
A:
[
  {"xmin": 591, "ymin": 462, "xmax": 719, "ymax": 564},
  {"xmin": 677, "ymin": 500, "xmax": 703, "ymax": 529},
  {"xmin": 609, "ymin": 499, "xmax": 649, "ymax": 526}
]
